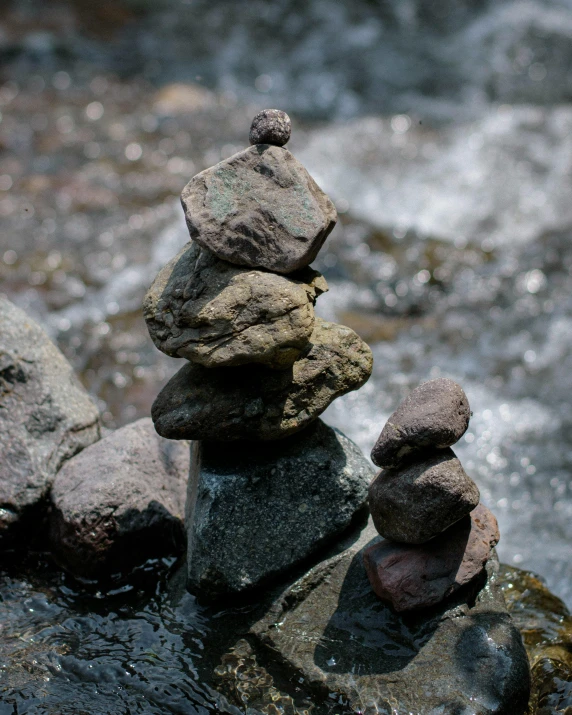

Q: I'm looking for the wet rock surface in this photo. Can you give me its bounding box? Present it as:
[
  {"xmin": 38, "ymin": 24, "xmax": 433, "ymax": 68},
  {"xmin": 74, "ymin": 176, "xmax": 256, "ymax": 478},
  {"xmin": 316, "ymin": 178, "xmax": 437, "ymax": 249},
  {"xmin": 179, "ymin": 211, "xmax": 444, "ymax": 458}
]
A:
[
  {"xmin": 371, "ymin": 378, "xmax": 471, "ymax": 468},
  {"xmin": 368, "ymin": 448, "xmax": 480, "ymax": 544},
  {"xmin": 144, "ymin": 239, "xmax": 328, "ymax": 369},
  {"xmin": 0, "ymin": 297, "xmax": 100, "ymax": 543},
  {"xmin": 50, "ymin": 418, "xmax": 189, "ymax": 578},
  {"xmin": 181, "ymin": 144, "xmax": 337, "ymax": 274},
  {"xmin": 251, "ymin": 521, "xmax": 531, "ymax": 715},
  {"xmin": 186, "ymin": 419, "xmax": 374, "ymax": 596},
  {"xmin": 152, "ymin": 318, "xmax": 373, "ymax": 441},
  {"xmin": 363, "ymin": 503, "xmax": 500, "ymax": 611}
]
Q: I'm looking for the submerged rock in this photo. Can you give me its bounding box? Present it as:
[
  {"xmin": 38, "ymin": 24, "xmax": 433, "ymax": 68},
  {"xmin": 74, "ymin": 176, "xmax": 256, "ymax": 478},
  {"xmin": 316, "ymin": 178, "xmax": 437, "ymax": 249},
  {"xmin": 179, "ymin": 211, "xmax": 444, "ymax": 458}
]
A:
[
  {"xmin": 371, "ymin": 377, "xmax": 471, "ymax": 468},
  {"xmin": 143, "ymin": 240, "xmax": 327, "ymax": 369},
  {"xmin": 363, "ymin": 503, "xmax": 499, "ymax": 611},
  {"xmin": 368, "ymin": 448, "xmax": 480, "ymax": 543},
  {"xmin": 50, "ymin": 418, "xmax": 188, "ymax": 578},
  {"xmin": 0, "ymin": 297, "xmax": 100, "ymax": 543},
  {"xmin": 186, "ymin": 419, "xmax": 373, "ymax": 596},
  {"xmin": 152, "ymin": 318, "xmax": 373, "ymax": 441},
  {"xmin": 250, "ymin": 521, "xmax": 531, "ymax": 715},
  {"xmin": 181, "ymin": 144, "xmax": 337, "ymax": 274}
]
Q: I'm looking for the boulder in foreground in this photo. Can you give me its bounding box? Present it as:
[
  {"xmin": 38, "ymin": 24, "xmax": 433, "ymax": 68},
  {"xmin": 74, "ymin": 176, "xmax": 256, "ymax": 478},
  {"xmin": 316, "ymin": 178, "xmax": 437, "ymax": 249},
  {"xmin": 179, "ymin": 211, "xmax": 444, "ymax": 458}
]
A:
[{"xmin": 50, "ymin": 418, "xmax": 188, "ymax": 578}]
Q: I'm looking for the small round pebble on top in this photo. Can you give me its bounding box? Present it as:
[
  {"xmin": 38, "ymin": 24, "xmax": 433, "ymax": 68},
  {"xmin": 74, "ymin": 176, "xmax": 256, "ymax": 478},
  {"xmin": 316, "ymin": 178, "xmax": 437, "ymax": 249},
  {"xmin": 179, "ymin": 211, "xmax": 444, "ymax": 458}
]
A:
[{"xmin": 249, "ymin": 109, "xmax": 291, "ymax": 147}]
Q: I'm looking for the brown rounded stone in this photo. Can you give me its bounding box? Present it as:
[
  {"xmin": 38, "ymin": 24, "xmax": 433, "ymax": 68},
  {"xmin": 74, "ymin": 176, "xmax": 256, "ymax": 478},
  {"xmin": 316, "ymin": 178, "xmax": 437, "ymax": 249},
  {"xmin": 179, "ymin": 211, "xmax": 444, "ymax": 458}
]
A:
[{"xmin": 363, "ymin": 503, "xmax": 500, "ymax": 611}]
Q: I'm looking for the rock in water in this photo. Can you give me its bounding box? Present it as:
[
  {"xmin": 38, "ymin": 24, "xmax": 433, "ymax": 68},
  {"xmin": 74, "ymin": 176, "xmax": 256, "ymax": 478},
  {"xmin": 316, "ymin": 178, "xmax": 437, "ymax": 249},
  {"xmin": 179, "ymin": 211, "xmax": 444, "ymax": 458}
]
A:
[
  {"xmin": 152, "ymin": 318, "xmax": 373, "ymax": 441},
  {"xmin": 249, "ymin": 109, "xmax": 291, "ymax": 146},
  {"xmin": 371, "ymin": 377, "xmax": 471, "ymax": 468},
  {"xmin": 0, "ymin": 297, "xmax": 100, "ymax": 542},
  {"xmin": 363, "ymin": 503, "xmax": 500, "ymax": 611},
  {"xmin": 186, "ymin": 419, "xmax": 374, "ymax": 595},
  {"xmin": 368, "ymin": 448, "xmax": 480, "ymax": 543},
  {"xmin": 50, "ymin": 418, "xmax": 188, "ymax": 578},
  {"xmin": 143, "ymin": 240, "xmax": 328, "ymax": 369},
  {"xmin": 250, "ymin": 521, "xmax": 531, "ymax": 715},
  {"xmin": 180, "ymin": 144, "xmax": 337, "ymax": 274}
]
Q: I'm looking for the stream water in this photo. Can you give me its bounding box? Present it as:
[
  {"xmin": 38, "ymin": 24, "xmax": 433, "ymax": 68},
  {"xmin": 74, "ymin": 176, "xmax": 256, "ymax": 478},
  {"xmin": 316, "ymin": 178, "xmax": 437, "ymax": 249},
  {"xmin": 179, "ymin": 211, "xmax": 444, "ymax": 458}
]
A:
[{"xmin": 1, "ymin": 0, "xmax": 572, "ymax": 710}]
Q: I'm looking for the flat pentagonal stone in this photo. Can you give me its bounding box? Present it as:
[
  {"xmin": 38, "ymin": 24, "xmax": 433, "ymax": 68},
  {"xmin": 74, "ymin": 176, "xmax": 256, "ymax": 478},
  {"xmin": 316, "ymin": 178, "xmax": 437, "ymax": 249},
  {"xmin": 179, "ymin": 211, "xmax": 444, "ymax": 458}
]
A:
[
  {"xmin": 180, "ymin": 144, "xmax": 337, "ymax": 274},
  {"xmin": 368, "ymin": 448, "xmax": 480, "ymax": 543},
  {"xmin": 151, "ymin": 318, "xmax": 373, "ymax": 441},
  {"xmin": 363, "ymin": 503, "xmax": 500, "ymax": 611},
  {"xmin": 143, "ymin": 240, "xmax": 328, "ymax": 369},
  {"xmin": 371, "ymin": 377, "xmax": 471, "ymax": 468}
]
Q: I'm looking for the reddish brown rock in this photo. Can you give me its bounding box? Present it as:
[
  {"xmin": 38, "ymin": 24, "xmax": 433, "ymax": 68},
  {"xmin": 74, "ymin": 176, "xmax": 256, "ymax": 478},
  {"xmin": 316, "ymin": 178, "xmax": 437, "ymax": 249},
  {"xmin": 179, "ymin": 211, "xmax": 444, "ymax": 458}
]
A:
[{"xmin": 363, "ymin": 503, "xmax": 500, "ymax": 612}]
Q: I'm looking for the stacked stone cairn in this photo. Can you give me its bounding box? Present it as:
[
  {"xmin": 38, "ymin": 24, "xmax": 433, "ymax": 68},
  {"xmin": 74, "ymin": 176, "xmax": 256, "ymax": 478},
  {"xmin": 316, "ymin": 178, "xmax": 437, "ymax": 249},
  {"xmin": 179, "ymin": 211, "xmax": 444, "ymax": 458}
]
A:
[
  {"xmin": 363, "ymin": 378, "xmax": 500, "ymax": 612},
  {"xmin": 144, "ymin": 109, "xmax": 374, "ymax": 596}
]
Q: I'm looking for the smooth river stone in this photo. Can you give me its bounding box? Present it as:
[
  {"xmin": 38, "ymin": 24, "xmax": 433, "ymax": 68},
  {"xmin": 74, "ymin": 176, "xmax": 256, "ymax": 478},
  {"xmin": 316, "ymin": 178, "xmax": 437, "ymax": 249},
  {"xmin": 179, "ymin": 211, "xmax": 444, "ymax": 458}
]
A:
[
  {"xmin": 143, "ymin": 240, "xmax": 327, "ymax": 369},
  {"xmin": 371, "ymin": 377, "xmax": 471, "ymax": 468},
  {"xmin": 249, "ymin": 520, "xmax": 531, "ymax": 715},
  {"xmin": 363, "ymin": 503, "xmax": 500, "ymax": 611},
  {"xmin": 152, "ymin": 318, "xmax": 373, "ymax": 441},
  {"xmin": 180, "ymin": 144, "xmax": 337, "ymax": 274},
  {"xmin": 186, "ymin": 419, "xmax": 374, "ymax": 596},
  {"xmin": 50, "ymin": 418, "xmax": 188, "ymax": 578},
  {"xmin": 369, "ymin": 448, "xmax": 480, "ymax": 543},
  {"xmin": 0, "ymin": 297, "xmax": 100, "ymax": 544}
]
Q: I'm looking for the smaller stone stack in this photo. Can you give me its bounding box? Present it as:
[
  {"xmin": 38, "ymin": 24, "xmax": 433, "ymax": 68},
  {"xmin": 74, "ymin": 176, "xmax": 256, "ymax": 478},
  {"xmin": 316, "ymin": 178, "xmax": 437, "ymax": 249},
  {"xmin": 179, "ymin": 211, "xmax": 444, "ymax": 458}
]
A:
[
  {"xmin": 363, "ymin": 378, "xmax": 500, "ymax": 611},
  {"xmin": 144, "ymin": 110, "xmax": 374, "ymax": 595}
]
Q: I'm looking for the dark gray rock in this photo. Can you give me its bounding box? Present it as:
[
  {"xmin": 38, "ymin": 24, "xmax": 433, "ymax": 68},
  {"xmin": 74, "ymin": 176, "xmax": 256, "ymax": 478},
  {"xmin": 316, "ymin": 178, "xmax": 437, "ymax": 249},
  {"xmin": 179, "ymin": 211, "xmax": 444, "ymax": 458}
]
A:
[
  {"xmin": 249, "ymin": 109, "xmax": 291, "ymax": 146},
  {"xmin": 181, "ymin": 144, "xmax": 337, "ymax": 274},
  {"xmin": 152, "ymin": 318, "xmax": 373, "ymax": 441},
  {"xmin": 186, "ymin": 419, "xmax": 374, "ymax": 596},
  {"xmin": 371, "ymin": 377, "xmax": 471, "ymax": 468},
  {"xmin": 143, "ymin": 239, "xmax": 328, "ymax": 369},
  {"xmin": 368, "ymin": 448, "xmax": 480, "ymax": 543},
  {"xmin": 0, "ymin": 297, "xmax": 100, "ymax": 543},
  {"xmin": 250, "ymin": 520, "xmax": 531, "ymax": 715},
  {"xmin": 50, "ymin": 418, "xmax": 188, "ymax": 578},
  {"xmin": 363, "ymin": 503, "xmax": 500, "ymax": 611}
]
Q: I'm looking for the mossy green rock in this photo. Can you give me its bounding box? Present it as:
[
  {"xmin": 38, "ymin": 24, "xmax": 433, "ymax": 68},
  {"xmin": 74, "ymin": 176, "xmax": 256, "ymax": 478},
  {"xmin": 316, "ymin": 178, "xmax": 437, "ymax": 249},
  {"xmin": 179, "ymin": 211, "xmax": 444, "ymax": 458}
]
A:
[
  {"xmin": 181, "ymin": 144, "xmax": 337, "ymax": 274},
  {"xmin": 143, "ymin": 240, "xmax": 328, "ymax": 369}
]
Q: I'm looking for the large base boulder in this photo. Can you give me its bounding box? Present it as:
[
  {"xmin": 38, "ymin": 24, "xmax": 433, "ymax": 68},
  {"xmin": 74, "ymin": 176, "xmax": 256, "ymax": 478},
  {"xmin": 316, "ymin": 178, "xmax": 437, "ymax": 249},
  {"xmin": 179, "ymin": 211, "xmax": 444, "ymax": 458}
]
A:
[
  {"xmin": 186, "ymin": 419, "xmax": 374, "ymax": 596},
  {"xmin": 50, "ymin": 418, "xmax": 189, "ymax": 578},
  {"xmin": 250, "ymin": 520, "xmax": 531, "ymax": 715},
  {"xmin": 0, "ymin": 297, "xmax": 100, "ymax": 543}
]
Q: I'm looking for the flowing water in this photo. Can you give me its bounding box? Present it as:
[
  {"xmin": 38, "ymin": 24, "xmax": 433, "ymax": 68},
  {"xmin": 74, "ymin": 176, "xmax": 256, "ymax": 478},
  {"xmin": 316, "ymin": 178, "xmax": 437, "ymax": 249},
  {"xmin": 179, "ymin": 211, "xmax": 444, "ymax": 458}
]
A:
[{"xmin": 1, "ymin": 0, "xmax": 572, "ymax": 710}]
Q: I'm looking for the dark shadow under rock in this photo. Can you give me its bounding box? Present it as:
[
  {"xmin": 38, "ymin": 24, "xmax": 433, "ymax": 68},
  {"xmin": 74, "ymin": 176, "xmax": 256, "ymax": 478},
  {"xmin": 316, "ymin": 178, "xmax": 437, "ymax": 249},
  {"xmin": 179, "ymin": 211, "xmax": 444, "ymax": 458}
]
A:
[{"xmin": 249, "ymin": 520, "xmax": 531, "ymax": 715}]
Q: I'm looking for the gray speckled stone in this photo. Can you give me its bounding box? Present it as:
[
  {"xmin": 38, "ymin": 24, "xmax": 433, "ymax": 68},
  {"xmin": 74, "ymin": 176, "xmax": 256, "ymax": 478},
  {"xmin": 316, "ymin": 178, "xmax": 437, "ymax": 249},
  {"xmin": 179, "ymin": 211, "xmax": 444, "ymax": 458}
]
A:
[
  {"xmin": 368, "ymin": 448, "xmax": 480, "ymax": 543},
  {"xmin": 0, "ymin": 297, "xmax": 100, "ymax": 543},
  {"xmin": 143, "ymin": 240, "xmax": 328, "ymax": 369},
  {"xmin": 152, "ymin": 318, "xmax": 373, "ymax": 442},
  {"xmin": 181, "ymin": 144, "xmax": 337, "ymax": 274},
  {"xmin": 249, "ymin": 109, "xmax": 291, "ymax": 146},
  {"xmin": 186, "ymin": 419, "xmax": 374, "ymax": 596},
  {"xmin": 250, "ymin": 522, "xmax": 530, "ymax": 715},
  {"xmin": 371, "ymin": 378, "xmax": 471, "ymax": 468},
  {"xmin": 50, "ymin": 418, "xmax": 188, "ymax": 578}
]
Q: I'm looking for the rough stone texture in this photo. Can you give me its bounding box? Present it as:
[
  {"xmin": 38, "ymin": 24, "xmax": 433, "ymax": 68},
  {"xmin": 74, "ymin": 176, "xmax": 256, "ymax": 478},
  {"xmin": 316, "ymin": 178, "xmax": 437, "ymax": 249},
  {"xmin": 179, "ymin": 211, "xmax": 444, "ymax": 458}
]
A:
[
  {"xmin": 0, "ymin": 297, "xmax": 100, "ymax": 543},
  {"xmin": 181, "ymin": 144, "xmax": 337, "ymax": 274},
  {"xmin": 152, "ymin": 318, "xmax": 373, "ymax": 441},
  {"xmin": 368, "ymin": 448, "xmax": 480, "ymax": 543},
  {"xmin": 143, "ymin": 239, "xmax": 328, "ymax": 369},
  {"xmin": 363, "ymin": 502, "xmax": 500, "ymax": 611},
  {"xmin": 250, "ymin": 520, "xmax": 531, "ymax": 715},
  {"xmin": 186, "ymin": 419, "xmax": 374, "ymax": 596},
  {"xmin": 371, "ymin": 377, "xmax": 471, "ymax": 468},
  {"xmin": 50, "ymin": 418, "xmax": 188, "ymax": 578},
  {"xmin": 249, "ymin": 109, "xmax": 291, "ymax": 147}
]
